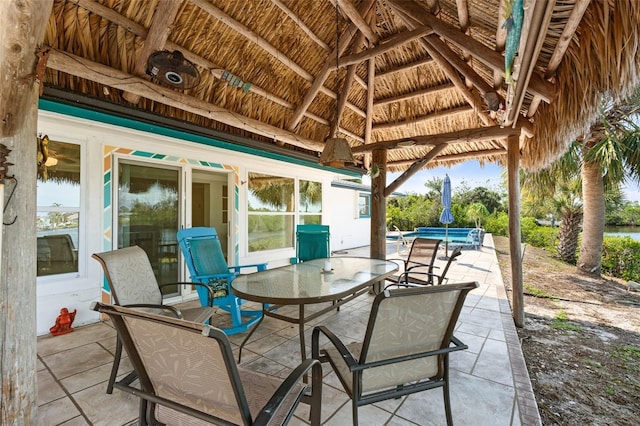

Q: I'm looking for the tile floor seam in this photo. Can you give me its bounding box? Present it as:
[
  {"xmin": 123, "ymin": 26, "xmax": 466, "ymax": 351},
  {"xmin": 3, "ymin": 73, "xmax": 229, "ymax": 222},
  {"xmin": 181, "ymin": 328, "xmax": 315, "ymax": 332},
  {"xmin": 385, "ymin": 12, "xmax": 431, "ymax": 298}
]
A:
[{"xmin": 38, "ymin": 353, "xmax": 93, "ymax": 426}]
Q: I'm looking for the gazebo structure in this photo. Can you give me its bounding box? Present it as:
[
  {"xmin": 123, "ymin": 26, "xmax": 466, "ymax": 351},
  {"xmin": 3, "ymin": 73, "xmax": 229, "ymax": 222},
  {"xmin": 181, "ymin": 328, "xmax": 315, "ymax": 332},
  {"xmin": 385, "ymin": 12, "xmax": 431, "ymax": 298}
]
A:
[{"xmin": 2, "ymin": 0, "xmax": 640, "ymax": 421}]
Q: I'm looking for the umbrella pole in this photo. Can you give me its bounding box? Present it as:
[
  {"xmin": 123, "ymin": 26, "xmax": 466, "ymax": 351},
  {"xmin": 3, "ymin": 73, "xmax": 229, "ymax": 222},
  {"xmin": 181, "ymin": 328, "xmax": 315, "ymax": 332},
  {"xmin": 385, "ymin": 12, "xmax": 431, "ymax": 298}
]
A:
[{"xmin": 445, "ymin": 224, "xmax": 449, "ymax": 257}]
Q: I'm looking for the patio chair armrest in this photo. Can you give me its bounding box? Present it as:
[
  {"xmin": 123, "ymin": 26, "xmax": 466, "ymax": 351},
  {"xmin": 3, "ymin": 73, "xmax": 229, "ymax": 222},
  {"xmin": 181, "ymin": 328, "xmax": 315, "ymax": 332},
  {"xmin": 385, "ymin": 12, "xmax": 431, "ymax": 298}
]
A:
[
  {"xmin": 122, "ymin": 303, "xmax": 183, "ymax": 319},
  {"xmin": 189, "ymin": 272, "xmax": 236, "ymax": 283},
  {"xmin": 311, "ymin": 326, "xmax": 358, "ymax": 369},
  {"xmin": 406, "ymin": 262, "xmax": 439, "ymax": 272},
  {"xmin": 228, "ymin": 262, "xmax": 268, "ymax": 273},
  {"xmin": 396, "ymin": 271, "xmax": 439, "ymax": 286},
  {"xmin": 253, "ymin": 359, "xmax": 323, "ymax": 426},
  {"xmin": 354, "ymin": 342, "xmax": 470, "ymax": 372}
]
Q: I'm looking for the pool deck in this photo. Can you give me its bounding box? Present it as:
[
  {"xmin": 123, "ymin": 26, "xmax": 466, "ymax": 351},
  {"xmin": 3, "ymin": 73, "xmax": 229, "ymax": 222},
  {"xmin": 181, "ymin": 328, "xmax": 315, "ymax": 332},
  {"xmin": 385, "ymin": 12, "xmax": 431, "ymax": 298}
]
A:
[{"xmin": 36, "ymin": 234, "xmax": 542, "ymax": 425}]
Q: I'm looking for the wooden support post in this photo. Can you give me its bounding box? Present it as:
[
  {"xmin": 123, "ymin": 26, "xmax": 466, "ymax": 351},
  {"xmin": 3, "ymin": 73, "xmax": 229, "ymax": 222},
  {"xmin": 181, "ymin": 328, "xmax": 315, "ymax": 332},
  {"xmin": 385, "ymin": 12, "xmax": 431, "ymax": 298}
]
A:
[
  {"xmin": 507, "ymin": 135, "xmax": 524, "ymax": 327},
  {"xmin": 1, "ymin": 0, "xmax": 53, "ymax": 422},
  {"xmin": 370, "ymin": 149, "xmax": 387, "ymax": 294}
]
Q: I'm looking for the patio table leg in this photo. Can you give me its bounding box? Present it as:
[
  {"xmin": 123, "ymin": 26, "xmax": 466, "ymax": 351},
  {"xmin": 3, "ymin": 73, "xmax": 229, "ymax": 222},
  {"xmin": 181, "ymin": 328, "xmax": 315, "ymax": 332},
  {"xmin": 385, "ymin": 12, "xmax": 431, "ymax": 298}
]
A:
[{"xmin": 237, "ymin": 305, "xmax": 266, "ymax": 363}]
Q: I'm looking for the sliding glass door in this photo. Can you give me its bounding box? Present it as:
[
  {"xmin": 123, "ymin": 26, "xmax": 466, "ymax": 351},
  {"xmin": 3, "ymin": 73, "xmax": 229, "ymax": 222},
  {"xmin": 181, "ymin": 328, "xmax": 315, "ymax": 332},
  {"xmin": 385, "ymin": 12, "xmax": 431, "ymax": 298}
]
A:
[{"xmin": 117, "ymin": 162, "xmax": 180, "ymax": 296}]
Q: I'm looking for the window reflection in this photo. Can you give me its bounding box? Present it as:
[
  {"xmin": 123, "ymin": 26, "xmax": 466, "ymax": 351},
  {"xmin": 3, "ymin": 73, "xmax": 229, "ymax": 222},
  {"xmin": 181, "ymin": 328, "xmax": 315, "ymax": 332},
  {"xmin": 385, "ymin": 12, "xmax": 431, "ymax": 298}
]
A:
[
  {"xmin": 248, "ymin": 173, "xmax": 295, "ymax": 251},
  {"xmin": 36, "ymin": 139, "xmax": 81, "ymax": 276}
]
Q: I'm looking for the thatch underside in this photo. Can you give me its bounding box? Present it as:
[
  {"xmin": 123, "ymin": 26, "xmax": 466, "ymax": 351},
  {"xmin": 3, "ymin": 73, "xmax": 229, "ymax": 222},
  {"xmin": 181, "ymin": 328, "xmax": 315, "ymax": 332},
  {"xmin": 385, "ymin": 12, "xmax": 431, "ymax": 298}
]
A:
[{"xmin": 39, "ymin": 0, "xmax": 640, "ymax": 175}]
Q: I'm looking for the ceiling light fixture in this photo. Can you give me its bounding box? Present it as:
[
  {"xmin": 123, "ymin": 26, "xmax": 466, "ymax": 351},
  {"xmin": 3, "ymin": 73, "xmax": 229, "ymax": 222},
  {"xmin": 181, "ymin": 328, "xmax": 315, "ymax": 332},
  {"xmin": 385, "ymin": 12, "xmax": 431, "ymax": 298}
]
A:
[{"xmin": 319, "ymin": 0, "xmax": 354, "ymax": 168}]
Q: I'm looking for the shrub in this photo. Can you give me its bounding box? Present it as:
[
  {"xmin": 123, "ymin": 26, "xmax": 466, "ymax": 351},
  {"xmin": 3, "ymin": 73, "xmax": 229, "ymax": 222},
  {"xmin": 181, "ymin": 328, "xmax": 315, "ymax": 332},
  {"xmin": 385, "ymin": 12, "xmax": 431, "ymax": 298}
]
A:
[
  {"xmin": 524, "ymin": 226, "xmax": 559, "ymax": 253},
  {"xmin": 601, "ymin": 236, "xmax": 640, "ymax": 282},
  {"xmin": 484, "ymin": 211, "xmax": 509, "ymax": 236}
]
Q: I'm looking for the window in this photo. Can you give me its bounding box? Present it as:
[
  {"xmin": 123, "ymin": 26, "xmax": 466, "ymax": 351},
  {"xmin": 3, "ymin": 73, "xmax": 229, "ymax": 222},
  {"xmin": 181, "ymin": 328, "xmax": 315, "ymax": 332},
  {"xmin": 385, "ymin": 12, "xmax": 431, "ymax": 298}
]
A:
[
  {"xmin": 36, "ymin": 139, "xmax": 81, "ymax": 276},
  {"xmin": 358, "ymin": 193, "xmax": 371, "ymax": 218},
  {"xmin": 299, "ymin": 180, "xmax": 322, "ymax": 225},
  {"xmin": 247, "ymin": 173, "xmax": 295, "ymax": 252}
]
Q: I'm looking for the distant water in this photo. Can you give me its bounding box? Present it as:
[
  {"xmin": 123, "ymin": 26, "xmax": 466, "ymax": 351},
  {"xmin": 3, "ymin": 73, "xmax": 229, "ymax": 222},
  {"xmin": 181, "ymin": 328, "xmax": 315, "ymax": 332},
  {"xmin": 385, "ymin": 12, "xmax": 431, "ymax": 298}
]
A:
[{"xmin": 604, "ymin": 226, "xmax": 640, "ymax": 241}]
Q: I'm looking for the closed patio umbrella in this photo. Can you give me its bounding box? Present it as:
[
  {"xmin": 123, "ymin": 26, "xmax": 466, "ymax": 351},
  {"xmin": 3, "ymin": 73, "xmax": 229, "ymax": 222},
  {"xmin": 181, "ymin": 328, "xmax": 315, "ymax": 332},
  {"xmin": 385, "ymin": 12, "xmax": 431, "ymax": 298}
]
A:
[{"xmin": 439, "ymin": 174, "xmax": 454, "ymax": 260}]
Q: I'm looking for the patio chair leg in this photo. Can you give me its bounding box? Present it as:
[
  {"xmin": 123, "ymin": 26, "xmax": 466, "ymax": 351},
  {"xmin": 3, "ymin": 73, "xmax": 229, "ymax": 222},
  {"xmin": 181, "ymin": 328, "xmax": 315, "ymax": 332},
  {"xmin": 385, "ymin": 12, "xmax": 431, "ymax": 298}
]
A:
[
  {"xmin": 443, "ymin": 357, "xmax": 453, "ymax": 426},
  {"xmin": 107, "ymin": 338, "xmax": 122, "ymax": 394}
]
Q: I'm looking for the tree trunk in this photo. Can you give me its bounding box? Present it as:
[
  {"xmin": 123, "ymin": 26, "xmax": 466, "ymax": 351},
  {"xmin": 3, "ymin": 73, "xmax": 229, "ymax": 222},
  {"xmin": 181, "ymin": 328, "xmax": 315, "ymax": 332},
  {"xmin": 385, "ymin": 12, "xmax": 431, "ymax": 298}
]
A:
[
  {"xmin": 557, "ymin": 209, "xmax": 583, "ymax": 264},
  {"xmin": 1, "ymin": 1, "xmax": 53, "ymax": 423},
  {"xmin": 578, "ymin": 159, "xmax": 605, "ymax": 276}
]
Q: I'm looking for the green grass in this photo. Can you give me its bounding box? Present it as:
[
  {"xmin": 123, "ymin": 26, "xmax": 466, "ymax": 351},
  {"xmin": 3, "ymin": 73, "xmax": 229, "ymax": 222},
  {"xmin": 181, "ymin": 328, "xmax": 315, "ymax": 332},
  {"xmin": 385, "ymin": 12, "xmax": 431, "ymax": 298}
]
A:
[
  {"xmin": 524, "ymin": 284, "xmax": 559, "ymax": 301},
  {"xmin": 610, "ymin": 345, "xmax": 640, "ymax": 372},
  {"xmin": 551, "ymin": 310, "xmax": 581, "ymax": 331}
]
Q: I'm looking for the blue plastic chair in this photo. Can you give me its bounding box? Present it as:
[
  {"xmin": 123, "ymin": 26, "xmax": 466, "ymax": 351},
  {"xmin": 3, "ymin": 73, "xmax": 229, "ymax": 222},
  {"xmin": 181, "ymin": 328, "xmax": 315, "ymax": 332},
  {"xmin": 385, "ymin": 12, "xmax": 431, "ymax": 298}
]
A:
[
  {"xmin": 296, "ymin": 224, "xmax": 330, "ymax": 262},
  {"xmin": 177, "ymin": 227, "xmax": 266, "ymax": 335}
]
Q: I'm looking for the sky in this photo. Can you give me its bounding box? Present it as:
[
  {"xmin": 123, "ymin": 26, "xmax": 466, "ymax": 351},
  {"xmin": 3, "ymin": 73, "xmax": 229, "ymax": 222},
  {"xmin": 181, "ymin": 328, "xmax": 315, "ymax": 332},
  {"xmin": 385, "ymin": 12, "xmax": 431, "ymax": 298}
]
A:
[{"xmin": 361, "ymin": 160, "xmax": 640, "ymax": 203}]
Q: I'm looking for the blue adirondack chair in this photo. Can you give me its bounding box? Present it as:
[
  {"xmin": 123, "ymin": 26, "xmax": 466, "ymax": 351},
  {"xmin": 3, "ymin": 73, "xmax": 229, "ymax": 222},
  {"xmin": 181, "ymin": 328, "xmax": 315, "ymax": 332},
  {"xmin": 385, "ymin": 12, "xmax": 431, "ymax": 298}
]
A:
[
  {"xmin": 177, "ymin": 227, "xmax": 266, "ymax": 335},
  {"xmin": 296, "ymin": 224, "xmax": 330, "ymax": 262}
]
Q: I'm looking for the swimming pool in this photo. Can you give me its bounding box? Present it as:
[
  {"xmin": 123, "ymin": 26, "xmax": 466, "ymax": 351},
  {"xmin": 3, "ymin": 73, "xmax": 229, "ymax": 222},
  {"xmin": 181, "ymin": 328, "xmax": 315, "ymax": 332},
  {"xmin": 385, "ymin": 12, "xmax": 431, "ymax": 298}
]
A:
[{"xmin": 387, "ymin": 227, "xmax": 485, "ymax": 246}]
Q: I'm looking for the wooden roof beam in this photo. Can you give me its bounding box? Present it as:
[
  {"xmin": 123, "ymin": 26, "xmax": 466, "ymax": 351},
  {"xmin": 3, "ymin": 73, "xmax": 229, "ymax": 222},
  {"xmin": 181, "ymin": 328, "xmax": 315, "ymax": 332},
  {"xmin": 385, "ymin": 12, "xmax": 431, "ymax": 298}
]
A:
[
  {"xmin": 389, "ymin": 0, "xmax": 502, "ymax": 111},
  {"xmin": 455, "ymin": 0, "xmax": 474, "ymax": 88},
  {"xmin": 338, "ymin": 26, "xmax": 434, "ymax": 68},
  {"xmin": 374, "ymin": 82, "xmax": 454, "ymax": 106},
  {"xmin": 71, "ymin": 0, "xmax": 366, "ymax": 130},
  {"xmin": 364, "ymin": 10, "xmax": 377, "ymax": 170},
  {"xmin": 270, "ymin": 0, "xmax": 331, "ymax": 52},
  {"xmin": 45, "ymin": 49, "xmax": 327, "ymax": 152},
  {"xmin": 528, "ymin": 0, "xmax": 590, "ymax": 117},
  {"xmin": 352, "ymin": 124, "xmax": 521, "ymax": 153},
  {"xmin": 192, "ymin": 0, "xmax": 366, "ymax": 120},
  {"xmin": 389, "ymin": 2, "xmax": 495, "ymax": 125},
  {"xmin": 494, "ymin": 0, "xmax": 508, "ymax": 89},
  {"xmin": 332, "ymin": 0, "xmax": 379, "ymax": 44},
  {"xmin": 504, "ymin": 0, "xmax": 555, "ymax": 126},
  {"xmin": 389, "ymin": 0, "xmax": 555, "ymax": 102},
  {"xmin": 387, "ymin": 148, "xmax": 507, "ymax": 167},
  {"xmin": 385, "ymin": 144, "xmax": 449, "ymax": 196},
  {"xmin": 286, "ymin": 0, "xmax": 374, "ymax": 131},
  {"xmin": 376, "ymin": 57, "xmax": 435, "ymax": 78},
  {"xmin": 122, "ymin": 0, "xmax": 181, "ymax": 104},
  {"xmin": 373, "ymin": 105, "xmax": 472, "ymax": 131}
]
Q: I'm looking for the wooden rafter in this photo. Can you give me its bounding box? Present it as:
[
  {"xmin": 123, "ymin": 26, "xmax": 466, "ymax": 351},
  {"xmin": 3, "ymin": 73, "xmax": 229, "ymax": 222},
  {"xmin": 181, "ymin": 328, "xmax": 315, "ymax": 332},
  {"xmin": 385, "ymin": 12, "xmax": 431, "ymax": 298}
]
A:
[
  {"xmin": 352, "ymin": 124, "xmax": 520, "ymax": 153},
  {"xmin": 374, "ymin": 83, "xmax": 454, "ymax": 106},
  {"xmin": 389, "ymin": 0, "xmax": 555, "ymax": 102},
  {"xmin": 494, "ymin": 0, "xmax": 508, "ymax": 89},
  {"xmin": 334, "ymin": 0, "xmax": 379, "ymax": 44},
  {"xmin": 376, "ymin": 57, "xmax": 435, "ymax": 78},
  {"xmin": 503, "ymin": 0, "xmax": 555, "ymax": 126},
  {"xmin": 372, "ymin": 105, "xmax": 472, "ymax": 131},
  {"xmin": 455, "ymin": 0, "xmax": 474, "ymax": 88},
  {"xmin": 45, "ymin": 49, "xmax": 327, "ymax": 152},
  {"xmin": 71, "ymin": 0, "xmax": 365, "ymax": 130},
  {"xmin": 388, "ymin": 1, "xmax": 494, "ymax": 126},
  {"xmin": 286, "ymin": 0, "xmax": 375, "ymax": 131},
  {"xmin": 528, "ymin": 0, "xmax": 590, "ymax": 117},
  {"xmin": 338, "ymin": 26, "xmax": 434, "ymax": 68},
  {"xmin": 364, "ymin": 10, "xmax": 376, "ymax": 169},
  {"xmin": 122, "ymin": 0, "xmax": 181, "ymax": 104},
  {"xmin": 385, "ymin": 143, "xmax": 449, "ymax": 196},
  {"xmin": 270, "ymin": 0, "xmax": 330, "ymax": 52},
  {"xmin": 387, "ymin": 148, "xmax": 507, "ymax": 167}
]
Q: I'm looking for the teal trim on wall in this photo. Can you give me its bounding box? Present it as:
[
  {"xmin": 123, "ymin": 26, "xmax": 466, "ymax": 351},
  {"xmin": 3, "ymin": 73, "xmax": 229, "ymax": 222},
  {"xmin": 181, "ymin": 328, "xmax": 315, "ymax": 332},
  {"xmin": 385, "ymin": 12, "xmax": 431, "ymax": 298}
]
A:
[{"xmin": 39, "ymin": 99, "xmax": 361, "ymax": 177}]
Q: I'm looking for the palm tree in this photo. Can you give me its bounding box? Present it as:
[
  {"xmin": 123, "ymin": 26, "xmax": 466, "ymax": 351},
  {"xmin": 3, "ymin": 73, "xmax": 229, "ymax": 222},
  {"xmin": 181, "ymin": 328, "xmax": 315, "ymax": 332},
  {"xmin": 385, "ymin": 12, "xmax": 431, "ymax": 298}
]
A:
[{"xmin": 577, "ymin": 89, "xmax": 640, "ymax": 276}]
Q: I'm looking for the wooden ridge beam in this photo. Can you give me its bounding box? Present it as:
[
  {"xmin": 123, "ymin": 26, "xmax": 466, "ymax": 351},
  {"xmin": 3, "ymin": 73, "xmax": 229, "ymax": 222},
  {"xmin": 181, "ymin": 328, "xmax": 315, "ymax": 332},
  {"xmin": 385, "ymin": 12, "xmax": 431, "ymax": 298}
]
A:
[
  {"xmin": 45, "ymin": 49, "xmax": 327, "ymax": 152},
  {"xmin": 372, "ymin": 105, "xmax": 472, "ymax": 131},
  {"xmin": 335, "ymin": 0, "xmax": 379, "ymax": 44},
  {"xmin": 352, "ymin": 125, "xmax": 520, "ymax": 153}
]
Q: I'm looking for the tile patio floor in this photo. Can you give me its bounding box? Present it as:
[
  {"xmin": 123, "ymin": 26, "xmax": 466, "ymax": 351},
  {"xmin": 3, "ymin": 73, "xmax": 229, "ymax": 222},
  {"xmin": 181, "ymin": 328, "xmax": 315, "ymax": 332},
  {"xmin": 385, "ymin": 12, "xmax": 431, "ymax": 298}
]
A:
[{"xmin": 36, "ymin": 234, "xmax": 542, "ymax": 425}]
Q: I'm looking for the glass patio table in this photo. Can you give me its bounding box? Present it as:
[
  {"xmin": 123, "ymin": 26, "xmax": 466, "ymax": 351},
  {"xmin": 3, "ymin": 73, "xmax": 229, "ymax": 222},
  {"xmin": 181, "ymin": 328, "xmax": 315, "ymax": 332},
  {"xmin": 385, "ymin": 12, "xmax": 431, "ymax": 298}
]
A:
[{"xmin": 231, "ymin": 256, "xmax": 398, "ymax": 361}]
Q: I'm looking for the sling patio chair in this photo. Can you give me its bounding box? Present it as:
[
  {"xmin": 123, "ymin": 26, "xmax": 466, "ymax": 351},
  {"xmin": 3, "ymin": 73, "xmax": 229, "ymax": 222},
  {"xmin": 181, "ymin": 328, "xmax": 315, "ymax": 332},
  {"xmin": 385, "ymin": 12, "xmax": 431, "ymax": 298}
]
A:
[
  {"xmin": 312, "ymin": 282, "xmax": 479, "ymax": 426},
  {"xmin": 92, "ymin": 245, "xmax": 216, "ymax": 394},
  {"xmin": 177, "ymin": 227, "xmax": 267, "ymax": 335},
  {"xmin": 92, "ymin": 302, "xmax": 322, "ymax": 426},
  {"xmin": 295, "ymin": 224, "xmax": 330, "ymax": 262},
  {"xmin": 388, "ymin": 246, "xmax": 463, "ymax": 288},
  {"xmin": 386, "ymin": 237, "xmax": 442, "ymax": 286}
]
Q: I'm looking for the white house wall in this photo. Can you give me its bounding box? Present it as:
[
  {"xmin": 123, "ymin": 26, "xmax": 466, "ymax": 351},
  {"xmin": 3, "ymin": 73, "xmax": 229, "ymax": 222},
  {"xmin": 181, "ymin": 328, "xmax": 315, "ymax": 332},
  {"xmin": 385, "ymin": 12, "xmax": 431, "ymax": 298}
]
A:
[{"xmin": 35, "ymin": 109, "xmax": 368, "ymax": 335}]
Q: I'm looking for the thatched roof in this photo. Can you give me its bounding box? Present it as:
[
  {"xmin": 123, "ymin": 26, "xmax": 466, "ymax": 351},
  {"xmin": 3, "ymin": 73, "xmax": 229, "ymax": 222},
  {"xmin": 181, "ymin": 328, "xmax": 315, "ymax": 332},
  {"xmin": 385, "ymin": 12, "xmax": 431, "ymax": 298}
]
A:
[{"xmin": 40, "ymin": 0, "xmax": 640, "ymax": 174}]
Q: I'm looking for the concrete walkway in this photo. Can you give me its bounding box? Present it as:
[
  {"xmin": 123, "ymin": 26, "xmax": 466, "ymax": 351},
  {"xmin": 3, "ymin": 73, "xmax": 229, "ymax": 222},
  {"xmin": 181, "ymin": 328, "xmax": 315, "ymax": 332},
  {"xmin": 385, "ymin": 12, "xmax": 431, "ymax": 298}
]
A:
[{"xmin": 36, "ymin": 234, "xmax": 541, "ymax": 425}]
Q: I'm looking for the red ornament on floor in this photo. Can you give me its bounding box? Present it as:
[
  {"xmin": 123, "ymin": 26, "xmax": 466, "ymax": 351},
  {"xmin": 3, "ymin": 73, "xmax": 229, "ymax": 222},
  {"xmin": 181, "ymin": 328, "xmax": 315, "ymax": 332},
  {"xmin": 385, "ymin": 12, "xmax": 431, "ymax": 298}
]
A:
[{"xmin": 50, "ymin": 308, "xmax": 77, "ymax": 336}]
